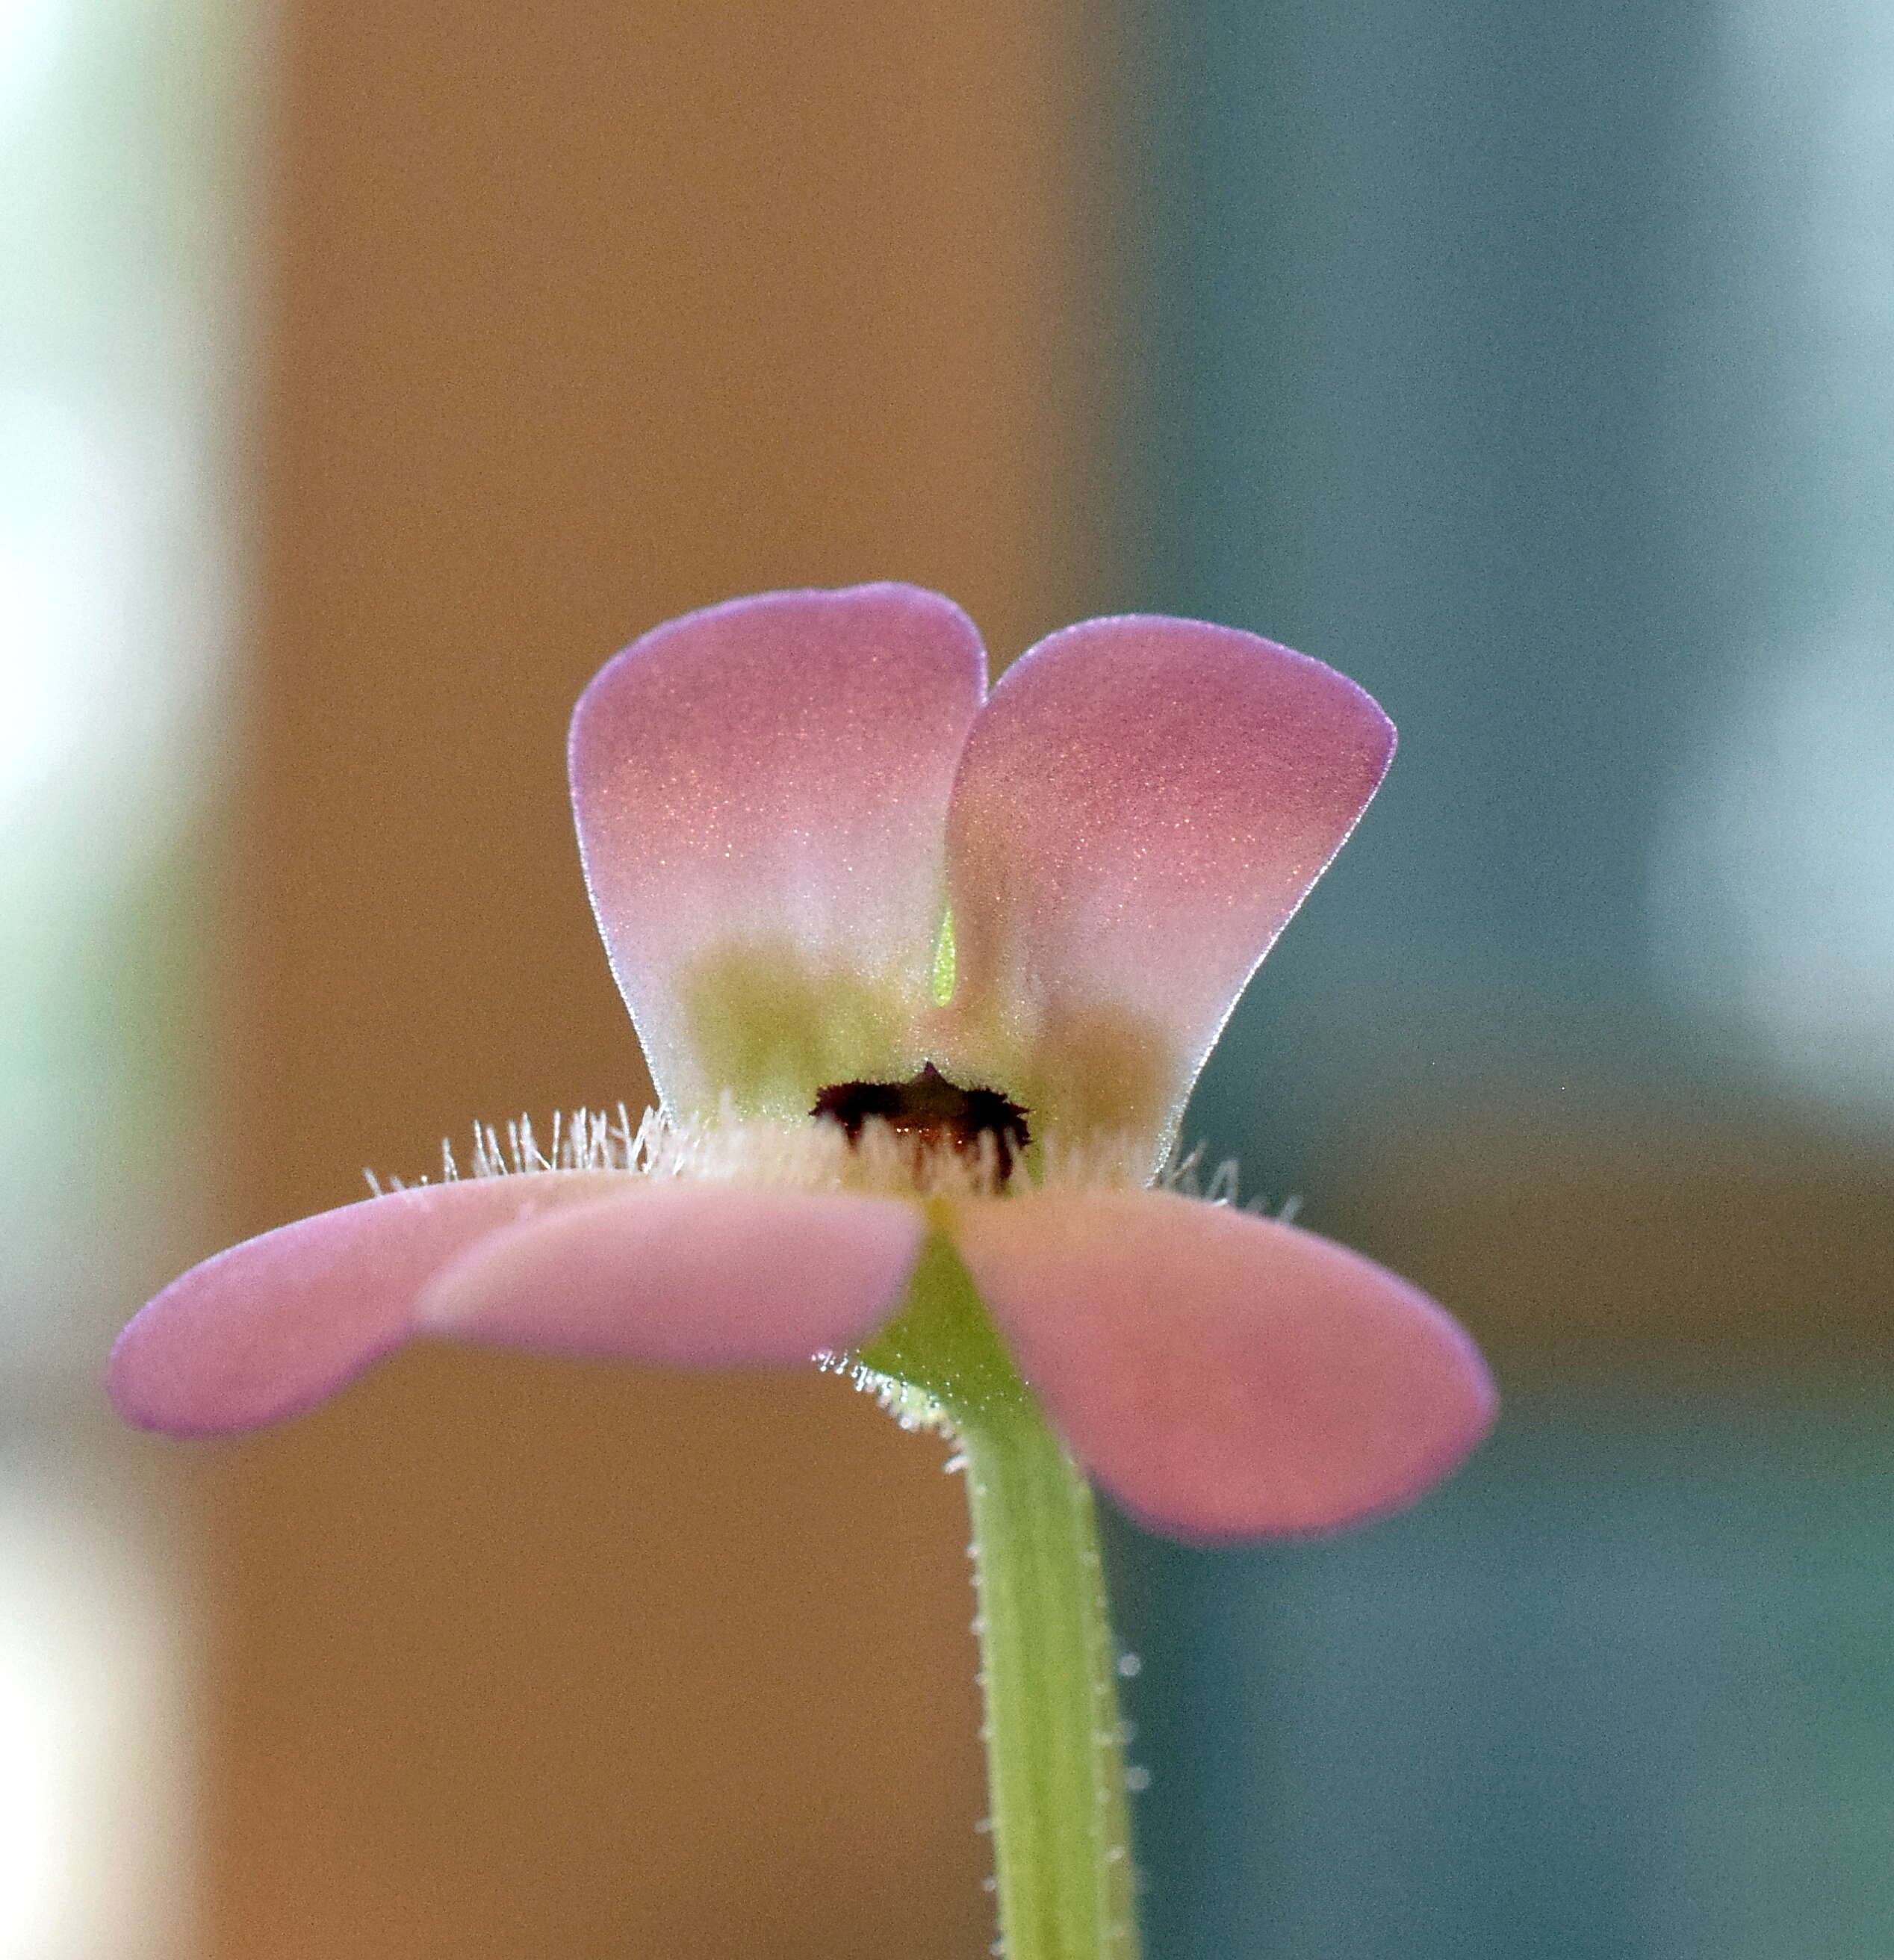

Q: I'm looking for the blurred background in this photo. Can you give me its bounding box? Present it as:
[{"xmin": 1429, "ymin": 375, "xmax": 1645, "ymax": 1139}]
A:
[{"xmin": 9, "ymin": 0, "xmax": 1894, "ymax": 1953}]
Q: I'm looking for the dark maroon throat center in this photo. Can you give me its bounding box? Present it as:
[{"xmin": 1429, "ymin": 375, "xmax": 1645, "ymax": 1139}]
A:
[{"xmin": 812, "ymin": 1063, "xmax": 1031, "ymax": 1183}]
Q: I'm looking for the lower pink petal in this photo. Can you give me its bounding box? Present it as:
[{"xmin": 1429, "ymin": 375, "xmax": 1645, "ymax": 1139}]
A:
[
  {"xmin": 952, "ymin": 1189, "xmax": 1495, "ymax": 1542},
  {"xmin": 418, "ymin": 1185, "xmax": 925, "ymax": 1366},
  {"xmin": 109, "ymin": 1172, "xmax": 633, "ymax": 1436}
]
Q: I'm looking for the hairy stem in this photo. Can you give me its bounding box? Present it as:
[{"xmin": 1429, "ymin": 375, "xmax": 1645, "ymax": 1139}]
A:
[{"xmin": 860, "ymin": 1231, "xmax": 1140, "ymax": 1960}]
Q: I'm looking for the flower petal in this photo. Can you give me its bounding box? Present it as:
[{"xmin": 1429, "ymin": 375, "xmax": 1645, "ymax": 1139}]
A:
[
  {"xmin": 571, "ymin": 585, "xmax": 987, "ymax": 1117},
  {"xmin": 108, "ymin": 1172, "xmax": 633, "ymax": 1436},
  {"xmin": 951, "ymin": 1189, "xmax": 1494, "ymax": 1542},
  {"xmin": 418, "ymin": 1184, "xmax": 924, "ymax": 1365},
  {"xmin": 937, "ymin": 618, "xmax": 1394, "ymax": 1166}
]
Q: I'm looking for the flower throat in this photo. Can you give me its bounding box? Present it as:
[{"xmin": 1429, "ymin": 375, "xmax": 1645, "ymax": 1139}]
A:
[{"xmin": 812, "ymin": 1062, "xmax": 1030, "ymax": 1185}]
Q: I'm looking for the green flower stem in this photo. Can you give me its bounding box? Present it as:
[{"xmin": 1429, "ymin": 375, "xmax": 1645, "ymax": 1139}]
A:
[
  {"xmin": 960, "ymin": 1398, "xmax": 1139, "ymax": 1959},
  {"xmin": 860, "ymin": 1230, "xmax": 1141, "ymax": 1960}
]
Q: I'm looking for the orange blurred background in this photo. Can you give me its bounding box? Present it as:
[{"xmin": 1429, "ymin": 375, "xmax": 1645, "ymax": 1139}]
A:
[{"xmin": 198, "ymin": 2, "xmax": 1115, "ymax": 1955}]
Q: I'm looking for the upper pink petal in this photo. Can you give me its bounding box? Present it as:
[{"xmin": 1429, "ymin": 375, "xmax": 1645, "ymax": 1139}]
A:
[
  {"xmin": 936, "ymin": 618, "xmax": 1394, "ymax": 1165},
  {"xmin": 570, "ymin": 585, "xmax": 988, "ymax": 1117},
  {"xmin": 108, "ymin": 1171, "xmax": 632, "ymax": 1436},
  {"xmin": 418, "ymin": 1183, "xmax": 924, "ymax": 1365},
  {"xmin": 951, "ymin": 1189, "xmax": 1494, "ymax": 1542}
]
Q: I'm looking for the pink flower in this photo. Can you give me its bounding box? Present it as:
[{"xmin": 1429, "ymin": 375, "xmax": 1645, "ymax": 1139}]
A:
[{"xmin": 110, "ymin": 584, "xmax": 1494, "ymax": 1540}]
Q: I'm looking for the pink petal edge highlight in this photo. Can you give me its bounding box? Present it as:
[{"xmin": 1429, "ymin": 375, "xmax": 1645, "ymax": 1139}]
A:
[
  {"xmin": 108, "ymin": 1172, "xmax": 633, "ymax": 1436},
  {"xmin": 570, "ymin": 583, "xmax": 988, "ymax": 1116},
  {"xmin": 939, "ymin": 616, "xmax": 1394, "ymax": 1163},
  {"xmin": 417, "ymin": 1184, "xmax": 925, "ymax": 1367},
  {"xmin": 951, "ymin": 1188, "xmax": 1495, "ymax": 1542}
]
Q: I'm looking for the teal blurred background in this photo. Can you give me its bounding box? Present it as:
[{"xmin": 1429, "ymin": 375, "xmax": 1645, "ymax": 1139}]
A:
[{"xmin": 1117, "ymin": 0, "xmax": 1894, "ymax": 1953}]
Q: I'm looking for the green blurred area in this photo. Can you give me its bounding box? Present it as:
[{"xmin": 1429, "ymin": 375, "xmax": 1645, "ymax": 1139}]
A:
[
  {"xmin": 1117, "ymin": 1389, "xmax": 1894, "ymax": 1959},
  {"xmin": 1123, "ymin": 0, "xmax": 1894, "ymax": 1952}
]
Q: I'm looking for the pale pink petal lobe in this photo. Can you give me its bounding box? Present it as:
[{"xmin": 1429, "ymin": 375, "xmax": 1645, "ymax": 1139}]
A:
[
  {"xmin": 952, "ymin": 1190, "xmax": 1494, "ymax": 1542},
  {"xmin": 571, "ymin": 585, "xmax": 987, "ymax": 1117},
  {"xmin": 109, "ymin": 1172, "xmax": 633, "ymax": 1436},
  {"xmin": 418, "ymin": 1185, "xmax": 925, "ymax": 1366},
  {"xmin": 938, "ymin": 618, "xmax": 1394, "ymax": 1166}
]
